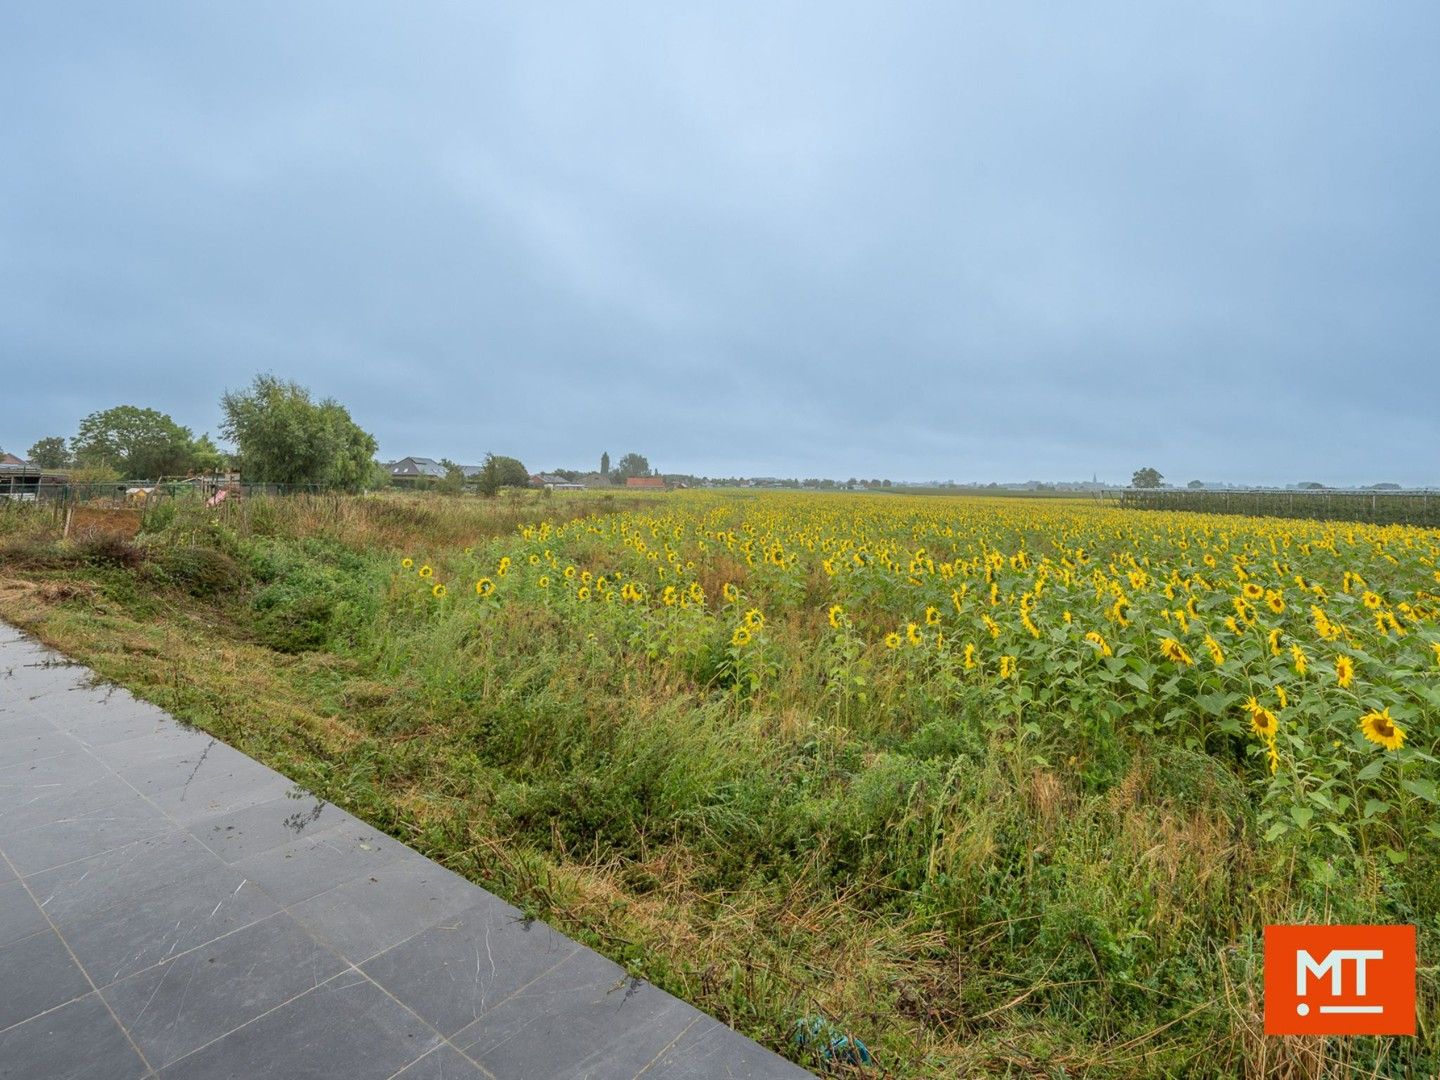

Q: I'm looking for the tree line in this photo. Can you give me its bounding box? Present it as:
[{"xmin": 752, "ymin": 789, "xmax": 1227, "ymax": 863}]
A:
[{"xmin": 18, "ymin": 375, "xmax": 381, "ymax": 490}]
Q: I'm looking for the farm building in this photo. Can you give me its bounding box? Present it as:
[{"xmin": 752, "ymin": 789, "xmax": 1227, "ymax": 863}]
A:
[
  {"xmin": 625, "ymin": 476, "xmax": 666, "ymax": 489},
  {"xmin": 387, "ymin": 457, "xmax": 448, "ymax": 484},
  {"xmin": 530, "ymin": 473, "xmax": 585, "ymax": 490}
]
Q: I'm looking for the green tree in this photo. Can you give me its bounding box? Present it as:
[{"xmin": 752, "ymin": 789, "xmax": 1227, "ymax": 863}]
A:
[
  {"xmin": 71, "ymin": 406, "xmax": 200, "ymax": 479},
  {"xmin": 26, "ymin": 436, "xmax": 70, "ymax": 470},
  {"xmin": 615, "ymin": 452, "xmax": 650, "ymax": 479},
  {"xmin": 438, "ymin": 458, "xmax": 467, "ymax": 495},
  {"xmin": 220, "ymin": 375, "xmax": 377, "ymax": 490},
  {"xmin": 600, "ymin": 451, "xmax": 610, "ymax": 477},
  {"xmin": 1131, "ymin": 467, "xmax": 1164, "ymax": 488},
  {"xmin": 475, "ymin": 453, "xmax": 529, "ymax": 496},
  {"xmin": 189, "ymin": 434, "xmax": 227, "ymax": 476}
]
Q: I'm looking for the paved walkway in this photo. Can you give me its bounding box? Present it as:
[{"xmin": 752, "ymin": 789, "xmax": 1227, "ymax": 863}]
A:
[{"xmin": 0, "ymin": 622, "xmax": 811, "ymax": 1079}]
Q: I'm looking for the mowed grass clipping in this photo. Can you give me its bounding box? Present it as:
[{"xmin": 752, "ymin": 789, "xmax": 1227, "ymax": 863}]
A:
[{"xmin": 0, "ymin": 490, "xmax": 1435, "ymax": 1078}]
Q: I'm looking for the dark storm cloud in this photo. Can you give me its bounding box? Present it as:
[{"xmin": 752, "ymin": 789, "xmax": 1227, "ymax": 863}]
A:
[{"xmin": 3, "ymin": 3, "xmax": 1437, "ymax": 485}]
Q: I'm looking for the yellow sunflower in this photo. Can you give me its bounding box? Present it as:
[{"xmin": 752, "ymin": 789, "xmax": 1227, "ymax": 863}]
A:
[
  {"xmin": 1204, "ymin": 635, "xmax": 1225, "ymax": 665},
  {"xmin": 1335, "ymin": 654, "xmax": 1356, "ymax": 689},
  {"xmin": 1359, "ymin": 707, "xmax": 1404, "ymax": 751},
  {"xmin": 722, "ymin": 583, "xmax": 739, "ymax": 603},
  {"xmin": 474, "ymin": 577, "xmax": 494, "ymax": 596},
  {"xmin": 828, "ymin": 604, "xmax": 845, "ymax": 630},
  {"xmin": 1159, "ymin": 638, "xmax": 1194, "ymax": 666},
  {"xmin": 884, "ymin": 632, "xmax": 901, "ymax": 650},
  {"xmin": 401, "ymin": 557, "xmax": 413, "ymax": 569},
  {"xmin": 744, "ymin": 609, "xmax": 765, "ymax": 629},
  {"xmin": 418, "ymin": 565, "xmax": 433, "ymax": 579},
  {"xmin": 924, "ymin": 606, "xmax": 941, "ymax": 626},
  {"xmin": 731, "ymin": 626, "xmax": 751, "ymax": 648},
  {"xmin": 431, "ymin": 583, "xmax": 447, "ymax": 598},
  {"xmin": 1244, "ymin": 696, "xmax": 1278, "ymax": 740},
  {"xmin": 999, "ymin": 655, "xmax": 1017, "ymax": 679}
]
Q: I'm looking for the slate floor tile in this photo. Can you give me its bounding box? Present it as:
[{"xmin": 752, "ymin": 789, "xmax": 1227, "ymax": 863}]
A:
[
  {"xmin": 58, "ymin": 863, "xmax": 280, "ymax": 987},
  {"xmin": 157, "ymin": 970, "xmax": 441, "ymax": 1080},
  {"xmin": 102, "ymin": 912, "xmax": 347, "ymax": 1068},
  {"xmin": 288, "ymin": 850, "xmax": 478, "ymax": 964},
  {"xmin": 143, "ymin": 754, "xmax": 297, "ymax": 826},
  {"xmin": 229, "ymin": 814, "xmax": 406, "ymax": 906},
  {"xmin": 0, "ymin": 992, "xmax": 147, "ymax": 1080},
  {"xmin": 0, "ymin": 714, "xmax": 71, "ymax": 765},
  {"xmin": 361, "ymin": 896, "xmax": 579, "ymax": 1037},
  {"xmin": 194, "ymin": 792, "xmax": 334, "ymax": 864},
  {"xmin": 388, "ymin": 1043, "xmax": 487, "ymax": 1079},
  {"xmin": 0, "ymin": 771, "xmax": 136, "ymax": 838},
  {"xmin": 640, "ymin": 1016, "xmax": 813, "ymax": 1079},
  {"xmin": 0, "ymin": 750, "xmax": 111, "ymax": 809},
  {"xmin": 452, "ymin": 946, "xmax": 707, "ymax": 1080},
  {"xmin": 0, "ymin": 793, "xmax": 172, "ymax": 877},
  {"xmin": 0, "ymin": 928, "xmax": 93, "ymax": 1030},
  {"xmin": 56, "ymin": 695, "xmax": 184, "ymax": 748},
  {"xmin": 26, "ymin": 828, "xmax": 228, "ymax": 926},
  {"xmin": 0, "ymin": 878, "xmax": 49, "ymax": 948}
]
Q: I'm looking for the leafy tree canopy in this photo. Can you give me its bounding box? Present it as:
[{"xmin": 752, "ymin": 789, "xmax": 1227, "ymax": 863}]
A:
[
  {"xmin": 220, "ymin": 375, "xmax": 377, "ymax": 490},
  {"xmin": 615, "ymin": 452, "xmax": 651, "ymax": 479},
  {"xmin": 26, "ymin": 436, "xmax": 70, "ymax": 470},
  {"xmin": 1131, "ymin": 466, "xmax": 1164, "ymax": 489},
  {"xmin": 475, "ymin": 453, "xmax": 529, "ymax": 496},
  {"xmin": 71, "ymin": 406, "xmax": 201, "ymax": 480}
]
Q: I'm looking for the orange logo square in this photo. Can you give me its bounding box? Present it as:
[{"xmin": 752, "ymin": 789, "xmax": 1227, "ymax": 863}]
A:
[{"xmin": 1264, "ymin": 925, "xmax": 1416, "ymax": 1036}]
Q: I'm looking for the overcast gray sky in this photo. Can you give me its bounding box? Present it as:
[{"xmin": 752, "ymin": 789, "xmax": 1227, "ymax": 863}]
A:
[{"xmin": 3, "ymin": 3, "xmax": 1437, "ymax": 485}]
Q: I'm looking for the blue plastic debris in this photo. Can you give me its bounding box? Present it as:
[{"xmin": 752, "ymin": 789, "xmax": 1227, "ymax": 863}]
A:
[{"xmin": 791, "ymin": 1016, "xmax": 873, "ymax": 1067}]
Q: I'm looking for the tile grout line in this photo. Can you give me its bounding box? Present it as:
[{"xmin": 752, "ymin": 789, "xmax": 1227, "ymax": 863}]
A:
[{"xmin": 0, "ymin": 844, "xmax": 156, "ymax": 1075}]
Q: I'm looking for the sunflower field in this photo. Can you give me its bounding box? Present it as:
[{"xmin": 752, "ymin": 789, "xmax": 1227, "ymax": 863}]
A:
[{"xmin": 3, "ymin": 490, "xmax": 1437, "ymax": 1076}]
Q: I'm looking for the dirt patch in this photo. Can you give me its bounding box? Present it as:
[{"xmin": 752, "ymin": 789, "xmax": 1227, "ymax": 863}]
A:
[{"xmin": 65, "ymin": 506, "xmax": 143, "ymax": 542}]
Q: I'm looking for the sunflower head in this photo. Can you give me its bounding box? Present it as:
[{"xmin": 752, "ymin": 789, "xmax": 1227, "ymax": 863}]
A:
[
  {"xmin": 475, "ymin": 577, "xmax": 494, "ymax": 596},
  {"xmin": 1336, "ymin": 654, "xmax": 1356, "ymax": 688},
  {"xmin": 828, "ymin": 604, "xmax": 845, "ymax": 630},
  {"xmin": 731, "ymin": 626, "xmax": 752, "ymax": 648},
  {"xmin": 431, "ymin": 583, "xmax": 447, "ymax": 598},
  {"xmin": 883, "ymin": 632, "xmax": 901, "ymax": 650},
  {"xmin": 1359, "ymin": 708, "xmax": 1405, "ymax": 751},
  {"xmin": 1244, "ymin": 697, "xmax": 1278, "ymax": 740},
  {"xmin": 722, "ymin": 583, "xmax": 739, "ymax": 603},
  {"xmin": 401, "ymin": 557, "xmax": 413, "ymax": 569}
]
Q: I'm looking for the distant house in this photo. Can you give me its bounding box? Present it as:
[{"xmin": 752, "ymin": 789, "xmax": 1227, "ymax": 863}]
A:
[
  {"xmin": 625, "ymin": 476, "xmax": 666, "ymax": 489},
  {"xmin": 579, "ymin": 472, "xmax": 614, "ymax": 488},
  {"xmin": 387, "ymin": 457, "xmax": 448, "ymax": 484},
  {"xmin": 530, "ymin": 473, "xmax": 584, "ymax": 490}
]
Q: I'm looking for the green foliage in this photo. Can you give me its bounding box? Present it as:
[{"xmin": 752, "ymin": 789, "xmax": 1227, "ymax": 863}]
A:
[
  {"xmin": 1130, "ymin": 466, "xmax": 1163, "ymax": 488},
  {"xmin": 71, "ymin": 405, "xmax": 205, "ymax": 479},
  {"xmin": 615, "ymin": 451, "xmax": 651, "ymax": 479},
  {"xmin": 220, "ymin": 374, "xmax": 377, "ymax": 490},
  {"xmin": 26, "ymin": 435, "xmax": 70, "ymax": 469},
  {"xmin": 474, "ymin": 452, "xmax": 528, "ymax": 496}
]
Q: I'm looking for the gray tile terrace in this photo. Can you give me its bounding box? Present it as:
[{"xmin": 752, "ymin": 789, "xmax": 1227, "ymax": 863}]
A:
[{"xmin": 0, "ymin": 621, "xmax": 811, "ymax": 1079}]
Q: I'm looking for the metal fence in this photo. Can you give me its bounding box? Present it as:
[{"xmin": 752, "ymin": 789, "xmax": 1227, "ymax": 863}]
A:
[
  {"xmin": 1114, "ymin": 488, "xmax": 1440, "ymax": 527},
  {"xmin": 0, "ymin": 480, "xmax": 335, "ymax": 506}
]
